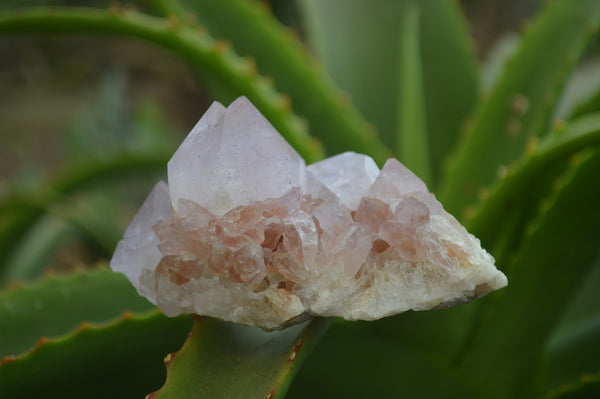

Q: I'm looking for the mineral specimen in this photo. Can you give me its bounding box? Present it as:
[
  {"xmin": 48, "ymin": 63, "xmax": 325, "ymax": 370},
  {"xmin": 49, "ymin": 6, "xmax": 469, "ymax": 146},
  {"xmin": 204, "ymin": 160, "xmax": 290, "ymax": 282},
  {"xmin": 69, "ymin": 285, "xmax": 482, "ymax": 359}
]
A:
[{"xmin": 110, "ymin": 96, "xmax": 507, "ymax": 330}]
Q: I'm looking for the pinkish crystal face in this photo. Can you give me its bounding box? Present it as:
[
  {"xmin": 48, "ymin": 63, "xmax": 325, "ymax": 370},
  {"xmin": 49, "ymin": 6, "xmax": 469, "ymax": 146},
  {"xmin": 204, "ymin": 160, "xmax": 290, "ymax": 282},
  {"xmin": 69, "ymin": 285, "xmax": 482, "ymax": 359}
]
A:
[{"xmin": 110, "ymin": 97, "xmax": 507, "ymax": 330}]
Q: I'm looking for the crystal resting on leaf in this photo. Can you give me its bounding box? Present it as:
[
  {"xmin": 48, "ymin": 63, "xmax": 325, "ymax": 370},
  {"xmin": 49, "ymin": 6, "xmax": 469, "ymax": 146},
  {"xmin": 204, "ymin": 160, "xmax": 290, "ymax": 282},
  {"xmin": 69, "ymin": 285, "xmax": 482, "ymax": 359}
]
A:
[{"xmin": 110, "ymin": 96, "xmax": 507, "ymax": 330}]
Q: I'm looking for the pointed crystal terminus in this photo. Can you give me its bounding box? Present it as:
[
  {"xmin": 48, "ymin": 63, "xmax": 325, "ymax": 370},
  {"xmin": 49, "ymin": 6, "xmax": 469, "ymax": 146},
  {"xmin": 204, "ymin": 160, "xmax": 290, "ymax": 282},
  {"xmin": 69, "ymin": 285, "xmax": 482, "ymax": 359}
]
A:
[
  {"xmin": 167, "ymin": 97, "xmax": 306, "ymax": 216},
  {"xmin": 110, "ymin": 96, "xmax": 507, "ymax": 330}
]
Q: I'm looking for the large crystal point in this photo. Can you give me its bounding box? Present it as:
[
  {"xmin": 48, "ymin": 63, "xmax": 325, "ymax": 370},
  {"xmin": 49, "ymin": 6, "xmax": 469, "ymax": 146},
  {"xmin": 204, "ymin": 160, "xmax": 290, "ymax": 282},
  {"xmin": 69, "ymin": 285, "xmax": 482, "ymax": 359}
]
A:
[
  {"xmin": 167, "ymin": 102, "xmax": 227, "ymax": 213},
  {"xmin": 110, "ymin": 97, "xmax": 507, "ymax": 330},
  {"xmin": 167, "ymin": 97, "xmax": 306, "ymax": 215}
]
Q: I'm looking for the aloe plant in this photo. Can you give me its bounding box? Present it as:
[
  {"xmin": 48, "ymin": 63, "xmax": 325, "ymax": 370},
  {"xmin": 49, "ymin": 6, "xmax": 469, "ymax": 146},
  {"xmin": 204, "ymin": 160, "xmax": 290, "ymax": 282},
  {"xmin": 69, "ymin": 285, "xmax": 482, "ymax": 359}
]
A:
[{"xmin": 1, "ymin": 0, "xmax": 599, "ymax": 397}]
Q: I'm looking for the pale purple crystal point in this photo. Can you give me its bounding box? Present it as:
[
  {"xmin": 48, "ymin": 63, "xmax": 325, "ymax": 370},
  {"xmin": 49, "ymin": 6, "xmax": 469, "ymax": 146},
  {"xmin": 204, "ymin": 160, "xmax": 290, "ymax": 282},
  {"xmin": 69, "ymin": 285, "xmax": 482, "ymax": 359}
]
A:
[
  {"xmin": 167, "ymin": 97, "xmax": 305, "ymax": 216},
  {"xmin": 307, "ymin": 152, "xmax": 379, "ymax": 210},
  {"xmin": 167, "ymin": 102, "xmax": 227, "ymax": 212},
  {"xmin": 110, "ymin": 97, "xmax": 507, "ymax": 330},
  {"xmin": 369, "ymin": 158, "xmax": 428, "ymax": 200},
  {"xmin": 110, "ymin": 181, "xmax": 172, "ymax": 302}
]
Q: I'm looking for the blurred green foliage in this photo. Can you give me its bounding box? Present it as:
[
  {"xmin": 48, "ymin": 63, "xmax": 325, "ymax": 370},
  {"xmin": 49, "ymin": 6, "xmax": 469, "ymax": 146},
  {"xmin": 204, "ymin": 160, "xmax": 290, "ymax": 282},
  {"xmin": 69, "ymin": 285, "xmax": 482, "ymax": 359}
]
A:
[{"xmin": 0, "ymin": 0, "xmax": 600, "ymax": 398}]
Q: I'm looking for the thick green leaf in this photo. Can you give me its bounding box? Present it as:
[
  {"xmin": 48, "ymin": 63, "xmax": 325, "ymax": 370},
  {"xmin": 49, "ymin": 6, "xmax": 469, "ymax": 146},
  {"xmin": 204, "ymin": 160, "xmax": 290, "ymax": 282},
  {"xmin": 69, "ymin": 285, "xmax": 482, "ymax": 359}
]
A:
[
  {"xmin": 543, "ymin": 374, "xmax": 600, "ymax": 399},
  {"xmin": 0, "ymin": 6, "xmax": 323, "ymax": 163},
  {"xmin": 440, "ymin": 0, "xmax": 600, "ymax": 215},
  {"xmin": 299, "ymin": 0, "xmax": 402, "ymax": 147},
  {"xmin": 3, "ymin": 193, "xmax": 128, "ymax": 283},
  {"xmin": 156, "ymin": 0, "xmax": 391, "ymax": 164},
  {"xmin": 542, "ymin": 314, "xmax": 600, "ymax": 392},
  {"xmin": 0, "ymin": 150, "xmax": 169, "ymax": 284},
  {"xmin": 287, "ymin": 320, "xmax": 482, "ymax": 399},
  {"xmin": 0, "ymin": 310, "xmax": 192, "ymax": 399},
  {"xmin": 568, "ymin": 57, "xmax": 600, "ymax": 120},
  {"xmin": 3, "ymin": 192, "xmax": 131, "ymax": 285},
  {"xmin": 151, "ymin": 316, "xmax": 331, "ymax": 399},
  {"xmin": 540, "ymin": 257, "xmax": 600, "ymax": 390},
  {"xmin": 468, "ymin": 113, "xmax": 600, "ymax": 258},
  {"xmin": 417, "ymin": 0, "xmax": 479, "ymax": 188},
  {"xmin": 51, "ymin": 192, "xmax": 126, "ymax": 255},
  {"xmin": 396, "ymin": 3, "xmax": 431, "ymax": 185},
  {"xmin": 459, "ymin": 150, "xmax": 600, "ymax": 397},
  {"xmin": 299, "ymin": 0, "xmax": 478, "ymax": 186},
  {"xmin": 571, "ymin": 85, "xmax": 600, "ymax": 119},
  {"xmin": 0, "ymin": 267, "xmax": 155, "ymax": 358},
  {"xmin": 552, "ymin": 256, "xmax": 600, "ymax": 328},
  {"xmin": 481, "ymin": 34, "xmax": 519, "ymax": 93},
  {"xmin": 1, "ymin": 214, "xmax": 79, "ymax": 284},
  {"xmin": 556, "ymin": 58, "xmax": 600, "ymax": 119},
  {"xmin": 364, "ymin": 300, "xmax": 484, "ymax": 372}
]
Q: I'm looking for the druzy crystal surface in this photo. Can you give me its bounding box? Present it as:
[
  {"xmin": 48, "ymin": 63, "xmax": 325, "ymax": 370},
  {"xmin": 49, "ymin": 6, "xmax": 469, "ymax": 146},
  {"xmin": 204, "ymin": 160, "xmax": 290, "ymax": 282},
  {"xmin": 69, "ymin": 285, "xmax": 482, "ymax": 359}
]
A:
[{"xmin": 110, "ymin": 96, "xmax": 507, "ymax": 330}]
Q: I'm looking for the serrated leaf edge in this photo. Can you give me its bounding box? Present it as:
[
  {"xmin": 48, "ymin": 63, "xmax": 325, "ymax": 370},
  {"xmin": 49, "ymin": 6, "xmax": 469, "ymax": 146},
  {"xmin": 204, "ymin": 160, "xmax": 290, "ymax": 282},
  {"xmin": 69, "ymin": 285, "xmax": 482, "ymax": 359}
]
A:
[{"xmin": 0, "ymin": 308, "xmax": 162, "ymax": 366}]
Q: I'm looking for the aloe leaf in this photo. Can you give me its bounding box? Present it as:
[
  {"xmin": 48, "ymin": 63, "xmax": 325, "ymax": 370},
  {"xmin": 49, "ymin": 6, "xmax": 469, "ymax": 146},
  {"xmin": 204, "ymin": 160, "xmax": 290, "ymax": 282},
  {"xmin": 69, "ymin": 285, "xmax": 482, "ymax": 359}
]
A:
[
  {"xmin": 552, "ymin": 256, "xmax": 600, "ymax": 328},
  {"xmin": 543, "ymin": 374, "xmax": 600, "ymax": 399},
  {"xmin": 0, "ymin": 310, "xmax": 192, "ymax": 399},
  {"xmin": 459, "ymin": 150, "xmax": 600, "ymax": 397},
  {"xmin": 298, "ymin": 0, "xmax": 401, "ymax": 148},
  {"xmin": 51, "ymin": 192, "xmax": 126, "ymax": 255},
  {"xmin": 540, "ymin": 257, "xmax": 600, "ymax": 390},
  {"xmin": 542, "ymin": 314, "xmax": 600, "ymax": 392},
  {"xmin": 366, "ymin": 300, "xmax": 483, "ymax": 373},
  {"xmin": 440, "ymin": 0, "xmax": 600, "ymax": 215},
  {"xmin": 287, "ymin": 320, "xmax": 482, "ymax": 398},
  {"xmin": 0, "ymin": 6, "xmax": 323, "ymax": 163},
  {"xmin": 556, "ymin": 58, "xmax": 600, "ymax": 119},
  {"xmin": 571, "ymin": 87, "xmax": 600, "ymax": 119},
  {"xmin": 5, "ymin": 190, "xmax": 132, "ymax": 285},
  {"xmin": 0, "ymin": 267, "xmax": 155, "ymax": 358},
  {"xmin": 416, "ymin": 0, "xmax": 479, "ymax": 188},
  {"xmin": 481, "ymin": 34, "xmax": 519, "ymax": 93},
  {"xmin": 299, "ymin": 0, "xmax": 478, "ymax": 186},
  {"xmin": 150, "ymin": 316, "xmax": 331, "ymax": 399},
  {"xmin": 3, "ymin": 191, "xmax": 128, "ymax": 282},
  {"xmin": 0, "ymin": 151, "xmax": 170, "ymax": 225},
  {"xmin": 468, "ymin": 113, "xmax": 600, "ymax": 257},
  {"xmin": 396, "ymin": 4, "xmax": 431, "ymax": 185},
  {"xmin": 568, "ymin": 59, "xmax": 600, "ymax": 119},
  {"xmin": 0, "ymin": 150, "xmax": 169, "ymax": 284},
  {"xmin": 1, "ymin": 214, "xmax": 79, "ymax": 284},
  {"xmin": 154, "ymin": 0, "xmax": 391, "ymax": 164}
]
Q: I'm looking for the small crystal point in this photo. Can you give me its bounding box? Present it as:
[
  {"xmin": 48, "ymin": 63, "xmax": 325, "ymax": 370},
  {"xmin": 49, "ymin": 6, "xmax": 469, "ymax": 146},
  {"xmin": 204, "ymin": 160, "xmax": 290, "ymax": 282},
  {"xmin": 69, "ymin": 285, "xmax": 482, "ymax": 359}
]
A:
[
  {"xmin": 110, "ymin": 181, "xmax": 172, "ymax": 301},
  {"xmin": 307, "ymin": 151, "xmax": 379, "ymax": 210},
  {"xmin": 110, "ymin": 97, "xmax": 507, "ymax": 330},
  {"xmin": 369, "ymin": 158, "xmax": 428, "ymax": 202}
]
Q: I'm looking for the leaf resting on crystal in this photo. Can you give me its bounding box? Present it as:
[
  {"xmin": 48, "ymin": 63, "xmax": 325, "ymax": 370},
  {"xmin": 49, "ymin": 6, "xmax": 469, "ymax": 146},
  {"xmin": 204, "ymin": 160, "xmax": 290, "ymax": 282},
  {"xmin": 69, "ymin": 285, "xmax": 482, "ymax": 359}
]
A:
[{"xmin": 110, "ymin": 97, "xmax": 507, "ymax": 330}]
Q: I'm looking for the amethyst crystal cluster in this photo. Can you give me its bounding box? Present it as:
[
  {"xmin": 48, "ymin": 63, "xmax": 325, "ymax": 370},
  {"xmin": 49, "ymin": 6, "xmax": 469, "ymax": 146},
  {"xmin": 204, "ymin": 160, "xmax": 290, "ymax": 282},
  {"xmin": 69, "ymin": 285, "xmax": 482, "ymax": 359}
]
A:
[{"xmin": 110, "ymin": 97, "xmax": 507, "ymax": 330}]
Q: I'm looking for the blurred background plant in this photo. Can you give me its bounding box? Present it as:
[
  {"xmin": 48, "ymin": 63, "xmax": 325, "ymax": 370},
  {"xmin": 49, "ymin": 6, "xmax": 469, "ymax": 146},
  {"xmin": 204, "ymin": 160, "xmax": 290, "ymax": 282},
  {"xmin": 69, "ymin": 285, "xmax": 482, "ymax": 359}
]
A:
[{"xmin": 1, "ymin": 0, "xmax": 600, "ymax": 398}]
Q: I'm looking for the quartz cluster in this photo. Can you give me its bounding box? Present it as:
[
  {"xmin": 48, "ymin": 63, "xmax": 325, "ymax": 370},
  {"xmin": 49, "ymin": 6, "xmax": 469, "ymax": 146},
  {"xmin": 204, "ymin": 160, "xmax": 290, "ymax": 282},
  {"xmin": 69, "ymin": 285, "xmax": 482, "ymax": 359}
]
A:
[{"xmin": 110, "ymin": 97, "xmax": 507, "ymax": 330}]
